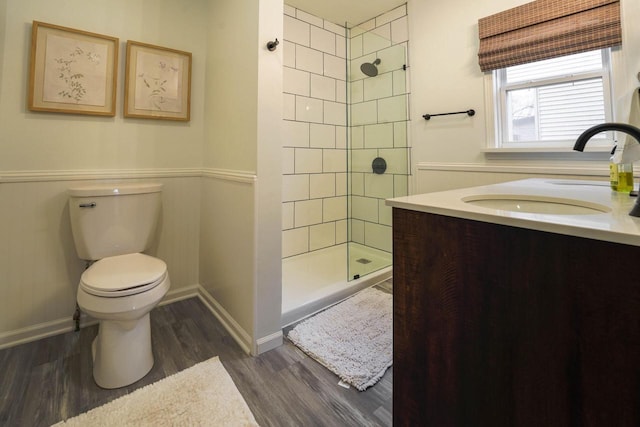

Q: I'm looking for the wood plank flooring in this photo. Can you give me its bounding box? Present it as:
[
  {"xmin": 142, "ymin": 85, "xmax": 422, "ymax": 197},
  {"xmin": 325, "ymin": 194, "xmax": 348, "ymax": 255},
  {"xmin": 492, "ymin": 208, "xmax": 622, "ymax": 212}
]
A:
[{"xmin": 0, "ymin": 281, "xmax": 392, "ymax": 426}]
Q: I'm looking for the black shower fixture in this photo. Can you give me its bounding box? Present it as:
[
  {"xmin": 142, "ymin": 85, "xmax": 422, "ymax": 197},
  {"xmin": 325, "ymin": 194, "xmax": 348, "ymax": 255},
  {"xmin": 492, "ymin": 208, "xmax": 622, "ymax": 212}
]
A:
[{"xmin": 360, "ymin": 58, "xmax": 381, "ymax": 77}]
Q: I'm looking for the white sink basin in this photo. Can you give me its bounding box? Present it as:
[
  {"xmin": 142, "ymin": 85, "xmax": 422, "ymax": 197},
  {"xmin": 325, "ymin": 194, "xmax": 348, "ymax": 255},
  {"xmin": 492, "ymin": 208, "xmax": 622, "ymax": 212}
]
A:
[{"xmin": 462, "ymin": 194, "xmax": 611, "ymax": 215}]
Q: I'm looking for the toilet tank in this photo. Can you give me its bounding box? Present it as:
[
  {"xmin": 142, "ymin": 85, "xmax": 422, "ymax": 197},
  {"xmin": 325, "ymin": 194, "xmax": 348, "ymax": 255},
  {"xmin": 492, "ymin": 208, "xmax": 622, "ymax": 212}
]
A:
[{"xmin": 68, "ymin": 183, "xmax": 163, "ymax": 260}]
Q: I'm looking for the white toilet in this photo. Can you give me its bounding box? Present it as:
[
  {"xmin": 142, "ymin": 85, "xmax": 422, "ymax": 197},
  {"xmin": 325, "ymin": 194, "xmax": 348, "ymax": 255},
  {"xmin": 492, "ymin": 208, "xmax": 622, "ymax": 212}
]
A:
[{"xmin": 68, "ymin": 182, "xmax": 170, "ymax": 389}]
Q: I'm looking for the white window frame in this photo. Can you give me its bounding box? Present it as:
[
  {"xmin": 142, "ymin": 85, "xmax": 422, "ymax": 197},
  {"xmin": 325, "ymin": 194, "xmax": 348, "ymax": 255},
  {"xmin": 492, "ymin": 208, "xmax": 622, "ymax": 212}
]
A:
[{"xmin": 484, "ymin": 49, "xmax": 615, "ymax": 153}]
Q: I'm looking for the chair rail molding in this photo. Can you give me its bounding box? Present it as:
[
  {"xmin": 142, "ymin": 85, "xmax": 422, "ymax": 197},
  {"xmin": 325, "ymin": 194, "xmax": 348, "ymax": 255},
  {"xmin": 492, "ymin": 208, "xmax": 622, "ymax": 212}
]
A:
[
  {"xmin": 417, "ymin": 162, "xmax": 609, "ymax": 177},
  {"xmin": 0, "ymin": 167, "xmax": 259, "ymax": 184},
  {"xmin": 0, "ymin": 168, "xmax": 203, "ymax": 183}
]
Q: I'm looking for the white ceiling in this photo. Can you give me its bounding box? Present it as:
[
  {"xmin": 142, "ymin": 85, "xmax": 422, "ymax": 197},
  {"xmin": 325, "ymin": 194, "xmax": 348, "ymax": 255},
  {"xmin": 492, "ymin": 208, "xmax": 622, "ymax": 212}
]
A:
[{"xmin": 285, "ymin": 0, "xmax": 407, "ymax": 27}]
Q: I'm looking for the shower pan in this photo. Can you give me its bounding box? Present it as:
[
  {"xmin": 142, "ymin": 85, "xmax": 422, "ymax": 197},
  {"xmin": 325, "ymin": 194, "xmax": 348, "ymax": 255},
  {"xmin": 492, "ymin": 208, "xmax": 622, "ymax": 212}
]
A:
[{"xmin": 282, "ymin": 7, "xmax": 410, "ymax": 327}]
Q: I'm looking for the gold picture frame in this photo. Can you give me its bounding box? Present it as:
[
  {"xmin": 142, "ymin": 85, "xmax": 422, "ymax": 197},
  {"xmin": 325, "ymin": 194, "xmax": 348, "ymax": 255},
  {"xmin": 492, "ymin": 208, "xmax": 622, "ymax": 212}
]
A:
[
  {"xmin": 124, "ymin": 41, "xmax": 192, "ymax": 121},
  {"xmin": 28, "ymin": 21, "xmax": 118, "ymax": 116}
]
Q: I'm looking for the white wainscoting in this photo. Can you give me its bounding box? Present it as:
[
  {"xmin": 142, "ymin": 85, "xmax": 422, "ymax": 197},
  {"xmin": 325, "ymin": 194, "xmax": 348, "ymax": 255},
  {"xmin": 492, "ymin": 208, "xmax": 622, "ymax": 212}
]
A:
[
  {"xmin": 0, "ymin": 169, "xmax": 200, "ymax": 349},
  {"xmin": 199, "ymin": 170, "xmax": 261, "ymax": 354},
  {"xmin": 415, "ymin": 162, "xmax": 609, "ymax": 194}
]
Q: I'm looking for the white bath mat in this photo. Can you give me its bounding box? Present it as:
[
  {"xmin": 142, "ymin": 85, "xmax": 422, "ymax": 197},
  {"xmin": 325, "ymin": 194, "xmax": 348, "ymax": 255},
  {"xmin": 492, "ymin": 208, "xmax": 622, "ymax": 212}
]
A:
[
  {"xmin": 53, "ymin": 356, "xmax": 258, "ymax": 426},
  {"xmin": 287, "ymin": 287, "xmax": 393, "ymax": 391}
]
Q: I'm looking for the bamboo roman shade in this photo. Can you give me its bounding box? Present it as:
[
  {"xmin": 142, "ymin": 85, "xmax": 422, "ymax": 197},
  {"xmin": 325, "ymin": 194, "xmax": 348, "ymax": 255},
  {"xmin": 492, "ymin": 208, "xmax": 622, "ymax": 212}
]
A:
[{"xmin": 478, "ymin": 0, "xmax": 621, "ymax": 72}]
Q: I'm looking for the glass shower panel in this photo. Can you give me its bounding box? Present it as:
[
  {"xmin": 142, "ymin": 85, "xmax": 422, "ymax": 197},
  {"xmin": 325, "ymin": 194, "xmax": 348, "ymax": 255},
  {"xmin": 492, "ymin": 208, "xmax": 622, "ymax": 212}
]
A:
[{"xmin": 346, "ymin": 22, "xmax": 410, "ymax": 281}]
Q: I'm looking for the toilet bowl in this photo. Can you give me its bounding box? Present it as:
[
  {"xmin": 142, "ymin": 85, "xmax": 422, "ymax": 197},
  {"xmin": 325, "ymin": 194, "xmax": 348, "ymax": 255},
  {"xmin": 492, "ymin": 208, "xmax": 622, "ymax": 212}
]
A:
[
  {"xmin": 77, "ymin": 253, "xmax": 170, "ymax": 389},
  {"xmin": 68, "ymin": 182, "xmax": 169, "ymax": 389}
]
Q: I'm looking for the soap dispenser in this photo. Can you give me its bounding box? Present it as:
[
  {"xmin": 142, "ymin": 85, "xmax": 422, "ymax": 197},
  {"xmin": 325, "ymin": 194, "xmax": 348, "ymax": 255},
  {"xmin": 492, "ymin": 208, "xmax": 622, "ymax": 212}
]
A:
[{"xmin": 610, "ymin": 145, "xmax": 634, "ymax": 193}]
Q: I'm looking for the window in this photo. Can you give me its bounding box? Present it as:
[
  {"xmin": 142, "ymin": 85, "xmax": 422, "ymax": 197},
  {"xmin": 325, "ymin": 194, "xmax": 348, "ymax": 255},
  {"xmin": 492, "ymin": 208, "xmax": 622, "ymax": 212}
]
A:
[{"xmin": 492, "ymin": 49, "xmax": 613, "ymax": 150}]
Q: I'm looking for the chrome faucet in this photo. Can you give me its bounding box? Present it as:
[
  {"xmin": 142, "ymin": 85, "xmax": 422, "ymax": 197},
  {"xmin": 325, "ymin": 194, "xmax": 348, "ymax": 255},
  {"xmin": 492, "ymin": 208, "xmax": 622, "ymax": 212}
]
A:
[{"xmin": 573, "ymin": 123, "xmax": 640, "ymax": 217}]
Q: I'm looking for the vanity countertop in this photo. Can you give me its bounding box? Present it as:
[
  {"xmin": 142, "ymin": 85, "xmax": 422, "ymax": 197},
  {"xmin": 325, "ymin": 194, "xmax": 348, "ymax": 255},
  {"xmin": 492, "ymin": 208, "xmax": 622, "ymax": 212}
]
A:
[{"xmin": 386, "ymin": 178, "xmax": 640, "ymax": 246}]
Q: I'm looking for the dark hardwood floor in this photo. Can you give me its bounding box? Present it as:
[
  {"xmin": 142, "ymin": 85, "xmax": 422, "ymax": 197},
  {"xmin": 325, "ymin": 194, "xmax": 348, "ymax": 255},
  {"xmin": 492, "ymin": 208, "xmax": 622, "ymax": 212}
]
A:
[{"xmin": 0, "ymin": 281, "xmax": 392, "ymax": 426}]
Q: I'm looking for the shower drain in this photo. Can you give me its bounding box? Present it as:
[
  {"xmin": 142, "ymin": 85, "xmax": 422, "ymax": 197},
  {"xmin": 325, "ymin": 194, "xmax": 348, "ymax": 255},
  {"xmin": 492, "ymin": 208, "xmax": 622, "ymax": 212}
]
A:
[{"xmin": 355, "ymin": 258, "xmax": 372, "ymax": 264}]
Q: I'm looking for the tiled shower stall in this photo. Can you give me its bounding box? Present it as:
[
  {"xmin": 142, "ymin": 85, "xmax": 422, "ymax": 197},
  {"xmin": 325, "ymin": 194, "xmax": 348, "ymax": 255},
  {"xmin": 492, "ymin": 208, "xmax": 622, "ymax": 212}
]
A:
[
  {"xmin": 282, "ymin": 6, "xmax": 349, "ymax": 257},
  {"xmin": 281, "ymin": 3, "xmax": 409, "ymax": 323}
]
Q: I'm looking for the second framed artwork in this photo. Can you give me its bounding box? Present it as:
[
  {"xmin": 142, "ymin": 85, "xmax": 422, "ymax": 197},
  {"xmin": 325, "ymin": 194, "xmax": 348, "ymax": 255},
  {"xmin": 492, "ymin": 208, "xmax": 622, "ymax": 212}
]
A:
[{"xmin": 124, "ymin": 41, "xmax": 192, "ymax": 121}]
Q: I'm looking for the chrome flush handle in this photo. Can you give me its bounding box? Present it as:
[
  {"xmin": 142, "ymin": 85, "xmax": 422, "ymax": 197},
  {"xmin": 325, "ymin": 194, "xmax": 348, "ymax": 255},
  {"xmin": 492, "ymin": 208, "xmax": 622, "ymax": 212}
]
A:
[{"xmin": 79, "ymin": 202, "xmax": 96, "ymax": 208}]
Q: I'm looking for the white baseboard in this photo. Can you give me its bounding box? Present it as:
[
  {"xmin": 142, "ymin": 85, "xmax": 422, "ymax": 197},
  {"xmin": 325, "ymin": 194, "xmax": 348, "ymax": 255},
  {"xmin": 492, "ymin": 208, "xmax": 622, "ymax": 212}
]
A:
[
  {"xmin": 0, "ymin": 284, "xmax": 266, "ymax": 355},
  {"xmin": 0, "ymin": 285, "xmax": 199, "ymax": 350},
  {"xmin": 159, "ymin": 284, "xmax": 200, "ymax": 306},
  {"xmin": 0, "ymin": 318, "xmax": 76, "ymax": 351},
  {"xmin": 195, "ymin": 286, "xmax": 253, "ymax": 355},
  {"xmin": 256, "ymin": 331, "xmax": 283, "ymax": 354}
]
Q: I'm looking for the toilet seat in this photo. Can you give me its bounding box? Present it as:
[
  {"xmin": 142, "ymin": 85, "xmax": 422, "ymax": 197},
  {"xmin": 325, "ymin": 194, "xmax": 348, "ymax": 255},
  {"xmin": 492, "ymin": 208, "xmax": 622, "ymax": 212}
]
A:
[{"xmin": 81, "ymin": 253, "xmax": 167, "ymax": 298}]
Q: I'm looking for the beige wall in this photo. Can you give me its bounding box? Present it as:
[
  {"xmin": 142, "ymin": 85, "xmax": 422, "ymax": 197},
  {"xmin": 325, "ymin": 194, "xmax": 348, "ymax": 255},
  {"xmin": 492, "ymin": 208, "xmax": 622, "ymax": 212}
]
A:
[
  {"xmin": 0, "ymin": 0, "xmax": 207, "ymax": 172},
  {"xmin": 254, "ymin": 0, "xmax": 284, "ymax": 353},
  {"xmin": 0, "ymin": 0, "xmax": 208, "ymax": 348},
  {"xmin": 203, "ymin": 0, "xmax": 258, "ymax": 172},
  {"xmin": 200, "ymin": 0, "xmax": 283, "ymax": 355},
  {"xmin": 0, "ymin": 0, "xmax": 284, "ymax": 354},
  {"xmin": 407, "ymin": 0, "xmax": 640, "ymax": 192}
]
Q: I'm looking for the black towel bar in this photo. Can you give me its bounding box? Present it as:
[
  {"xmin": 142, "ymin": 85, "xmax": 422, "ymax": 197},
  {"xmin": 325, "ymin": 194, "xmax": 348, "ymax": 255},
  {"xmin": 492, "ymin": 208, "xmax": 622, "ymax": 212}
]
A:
[{"xmin": 423, "ymin": 109, "xmax": 475, "ymax": 120}]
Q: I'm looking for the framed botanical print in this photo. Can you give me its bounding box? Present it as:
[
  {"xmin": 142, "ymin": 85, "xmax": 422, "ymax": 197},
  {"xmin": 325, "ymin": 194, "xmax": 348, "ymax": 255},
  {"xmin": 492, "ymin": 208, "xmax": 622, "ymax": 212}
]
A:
[
  {"xmin": 124, "ymin": 41, "xmax": 192, "ymax": 121},
  {"xmin": 28, "ymin": 21, "xmax": 118, "ymax": 116}
]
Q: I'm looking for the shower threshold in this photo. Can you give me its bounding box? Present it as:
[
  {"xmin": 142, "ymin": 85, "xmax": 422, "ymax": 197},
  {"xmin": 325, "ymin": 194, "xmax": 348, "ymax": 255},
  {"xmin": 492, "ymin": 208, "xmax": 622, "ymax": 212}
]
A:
[{"xmin": 281, "ymin": 243, "xmax": 392, "ymax": 327}]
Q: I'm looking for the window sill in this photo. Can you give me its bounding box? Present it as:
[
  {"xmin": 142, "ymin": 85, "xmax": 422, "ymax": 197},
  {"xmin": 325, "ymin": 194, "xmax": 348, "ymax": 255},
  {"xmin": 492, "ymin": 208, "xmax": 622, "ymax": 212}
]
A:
[
  {"xmin": 482, "ymin": 146, "xmax": 611, "ymax": 162},
  {"xmin": 482, "ymin": 146, "xmax": 611, "ymax": 154}
]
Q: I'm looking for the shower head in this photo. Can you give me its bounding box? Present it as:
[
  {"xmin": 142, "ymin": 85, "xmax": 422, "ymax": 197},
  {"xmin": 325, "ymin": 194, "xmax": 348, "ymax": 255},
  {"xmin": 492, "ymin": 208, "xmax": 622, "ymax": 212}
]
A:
[{"xmin": 360, "ymin": 58, "xmax": 381, "ymax": 77}]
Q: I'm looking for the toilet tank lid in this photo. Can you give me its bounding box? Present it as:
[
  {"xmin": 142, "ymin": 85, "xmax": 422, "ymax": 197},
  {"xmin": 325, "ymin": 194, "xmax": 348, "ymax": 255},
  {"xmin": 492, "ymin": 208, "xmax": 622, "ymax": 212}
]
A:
[{"xmin": 68, "ymin": 183, "xmax": 163, "ymax": 197}]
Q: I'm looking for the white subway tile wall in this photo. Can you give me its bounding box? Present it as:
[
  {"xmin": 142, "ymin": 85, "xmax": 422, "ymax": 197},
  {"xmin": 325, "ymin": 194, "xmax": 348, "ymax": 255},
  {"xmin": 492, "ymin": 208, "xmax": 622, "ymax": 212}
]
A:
[
  {"xmin": 336, "ymin": 219, "xmax": 348, "ymax": 244},
  {"xmin": 284, "ymin": 15, "xmax": 310, "ymax": 46},
  {"xmin": 323, "ymin": 54, "xmax": 346, "ymax": 80},
  {"xmin": 296, "ymin": 45, "xmax": 323, "ymax": 73},
  {"xmin": 311, "ymin": 26, "xmax": 336, "ymax": 55},
  {"xmin": 391, "ymin": 17, "xmax": 409, "ymax": 44},
  {"xmin": 310, "ymin": 74, "xmax": 336, "ymax": 101},
  {"xmin": 335, "ymin": 126, "xmax": 347, "ymax": 148},
  {"xmin": 283, "ymin": 202, "xmax": 295, "ymax": 230},
  {"xmin": 310, "ymin": 123, "xmax": 335, "ymax": 148},
  {"xmin": 282, "ymin": 4, "xmax": 409, "ymax": 258},
  {"xmin": 323, "ymin": 101, "xmax": 346, "ymax": 126},
  {"xmin": 282, "ymin": 147, "xmax": 295, "ymax": 174},
  {"xmin": 363, "ymin": 30, "xmax": 391, "ymax": 54},
  {"xmin": 310, "ymin": 173, "xmax": 336, "ymax": 199},
  {"xmin": 295, "ymin": 148, "xmax": 323, "ymax": 174},
  {"xmin": 295, "ymin": 96, "xmax": 323, "ymax": 123},
  {"xmin": 283, "ymin": 120, "xmax": 309, "ymax": 147},
  {"xmin": 295, "ymin": 199, "xmax": 323, "ymax": 227},
  {"xmin": 283, "ymin": 93, "xmax": 296, "ymax": 120},
  {"xmin": 283, "ymin": 227, "xmax": 309, "ymax": 258},
  {"xmin": 283, "ymin": 4, "xmax": 296, "ymax": 17},
  {"xmin": 323, "ymin": 196, "xmax": 347, "ymax": 222},
  {"xmin": 378, "ymin": 94, "xmax": 408, "ymax": 123},
  {"xmin": 377, "ymin": 4, "xmax": 406, "ymax": 26},
  {"xmin": 348, "ymin": 4, "xmax": 409, "ymax": 254},
  {"xmin": 309, "ymin": 222, "xmax": 336, "ymax": 251},
  {"xmin": 364, "ymin": 73, "xmax": 393, "ymax": 101},
  {"xmin": 282, "ymin": 174, "xmax": 309, "ymax": 202},
  {"xmin": 283, "ymin": 6, "xmax": 348, "ymax": 257},
  {"xmin": 284, "ymin": 67, "xmax": 310, "ymax": 96}
]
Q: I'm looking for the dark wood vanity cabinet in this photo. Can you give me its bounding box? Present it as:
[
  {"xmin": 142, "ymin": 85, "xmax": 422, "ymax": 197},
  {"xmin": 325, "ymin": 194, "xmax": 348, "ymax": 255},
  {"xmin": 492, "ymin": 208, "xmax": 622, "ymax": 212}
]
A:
[{"xmin": 392, "ymin": 208, "xmax": 640, "ymax": 427}]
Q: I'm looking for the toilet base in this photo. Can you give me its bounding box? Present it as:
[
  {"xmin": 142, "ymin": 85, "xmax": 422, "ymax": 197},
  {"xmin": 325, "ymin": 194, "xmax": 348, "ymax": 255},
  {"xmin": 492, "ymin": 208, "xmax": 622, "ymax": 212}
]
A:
[{"xmin": 92, "ymin": 314, "xmax": 154, "ymax": 389}]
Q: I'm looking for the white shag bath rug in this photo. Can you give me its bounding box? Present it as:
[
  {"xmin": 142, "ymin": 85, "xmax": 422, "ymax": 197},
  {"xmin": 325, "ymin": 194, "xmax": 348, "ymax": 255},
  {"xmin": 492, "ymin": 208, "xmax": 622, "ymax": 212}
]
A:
[
  {"xmin": 287, "ymin": 287, "xmax": 392, "ymax": 391},
  {"xmin": 53, "ymin": 356, "xmax": 258, "ymax": 427}
]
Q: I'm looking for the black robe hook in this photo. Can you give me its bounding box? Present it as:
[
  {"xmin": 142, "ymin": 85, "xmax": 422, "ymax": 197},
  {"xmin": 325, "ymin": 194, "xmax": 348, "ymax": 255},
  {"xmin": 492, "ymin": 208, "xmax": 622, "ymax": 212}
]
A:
[{"xmin": 267, "ymin": 38, "xmax": 279, "ymax": 51}]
